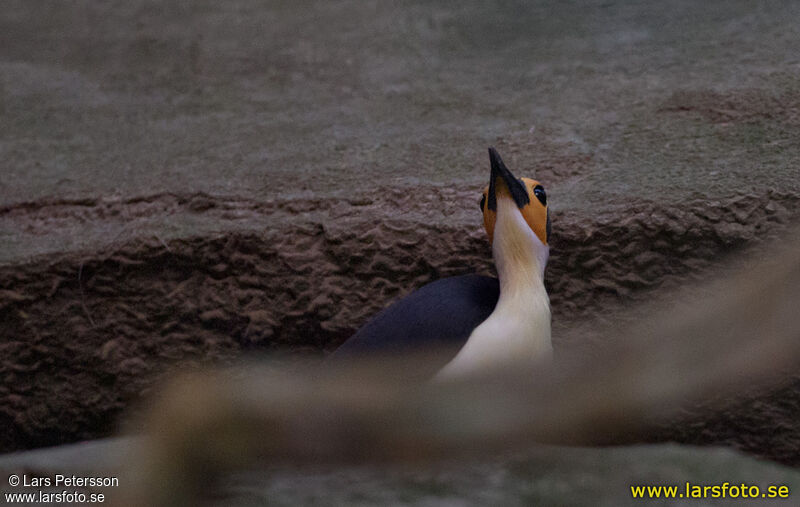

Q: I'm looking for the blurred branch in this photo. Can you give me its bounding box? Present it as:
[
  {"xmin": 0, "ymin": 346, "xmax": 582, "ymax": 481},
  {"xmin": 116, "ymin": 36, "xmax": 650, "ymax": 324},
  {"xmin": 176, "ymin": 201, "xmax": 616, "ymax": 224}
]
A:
[{"xmin": 119, "ymin": 225, "xmax": 800, "ymax": 507}]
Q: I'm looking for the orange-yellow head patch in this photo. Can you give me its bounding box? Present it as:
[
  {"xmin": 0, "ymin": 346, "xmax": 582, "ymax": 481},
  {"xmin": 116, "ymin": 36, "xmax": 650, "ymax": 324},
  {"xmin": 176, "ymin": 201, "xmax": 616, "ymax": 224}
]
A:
[{"xmin": 478, "ymin": 148, "xmax": 550, "ymax": 245}]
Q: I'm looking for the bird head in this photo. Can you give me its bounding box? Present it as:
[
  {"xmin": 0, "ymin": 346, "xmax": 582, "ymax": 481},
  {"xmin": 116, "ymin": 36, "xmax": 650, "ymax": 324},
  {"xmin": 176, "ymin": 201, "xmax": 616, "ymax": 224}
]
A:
[{"xmin": 478, "ymin": 147, "xmax": 550, "ymax": 246}]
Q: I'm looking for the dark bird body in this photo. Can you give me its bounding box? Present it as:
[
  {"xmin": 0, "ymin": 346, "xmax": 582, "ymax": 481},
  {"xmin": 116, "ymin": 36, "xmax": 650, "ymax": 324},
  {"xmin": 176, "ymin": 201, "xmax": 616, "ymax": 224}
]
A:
[{"xmin": 331, "ymin": 274, "xmax": 499, "ymax": 360}]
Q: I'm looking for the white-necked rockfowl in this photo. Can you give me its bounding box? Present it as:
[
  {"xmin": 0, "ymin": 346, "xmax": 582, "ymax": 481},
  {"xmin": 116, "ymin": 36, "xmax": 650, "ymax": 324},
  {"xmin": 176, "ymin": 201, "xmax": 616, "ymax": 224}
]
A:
[{"xmin": 332, "ymin": 147, "xmax": 552, "ymax": 379}]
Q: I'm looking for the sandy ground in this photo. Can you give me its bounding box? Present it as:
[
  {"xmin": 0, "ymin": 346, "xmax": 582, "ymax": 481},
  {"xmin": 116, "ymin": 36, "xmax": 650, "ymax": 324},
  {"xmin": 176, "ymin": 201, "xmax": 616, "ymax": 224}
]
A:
[
  {"xmin": 1, "ymin": 439, "xmax": 799, "ymax": 506},
  {"xmin": 1, "ymin": 0, "xmax": 800, "ymax": 493}
]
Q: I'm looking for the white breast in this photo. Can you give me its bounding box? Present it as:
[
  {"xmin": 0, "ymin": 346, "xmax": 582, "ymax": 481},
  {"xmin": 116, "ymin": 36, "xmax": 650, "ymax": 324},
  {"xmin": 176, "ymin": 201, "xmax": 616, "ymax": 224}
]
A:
[
  {"xmin": 434, "ymin": 283, "xmax": 551, "ymax": 381},
  {"xmin": 435, "ymin": 197, "xmax": 552, "ymax": 381}
]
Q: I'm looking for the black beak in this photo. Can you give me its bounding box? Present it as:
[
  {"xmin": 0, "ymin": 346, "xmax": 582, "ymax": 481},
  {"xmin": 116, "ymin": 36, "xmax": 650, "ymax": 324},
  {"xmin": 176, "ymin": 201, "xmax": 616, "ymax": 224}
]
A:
[{"xmin": 487, "ymin": 147, "xmax": 530, "ymax": 211}]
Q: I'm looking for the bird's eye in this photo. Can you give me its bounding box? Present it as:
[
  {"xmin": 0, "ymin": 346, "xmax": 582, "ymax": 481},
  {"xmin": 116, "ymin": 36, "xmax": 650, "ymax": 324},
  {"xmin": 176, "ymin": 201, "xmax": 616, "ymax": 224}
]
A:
[
  {"xmin": 533, "ymin": 185, "xmax": 546, "ymax": 206},
  {"xmin": 479, "ymin": 195, "xmax": 486, "ymax": 211}
]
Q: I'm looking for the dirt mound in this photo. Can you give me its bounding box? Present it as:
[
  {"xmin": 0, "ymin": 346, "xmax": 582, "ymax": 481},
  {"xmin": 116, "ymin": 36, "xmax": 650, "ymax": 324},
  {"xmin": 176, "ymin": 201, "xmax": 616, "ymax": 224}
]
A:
[{"xmin": 1, "ymin": 189, "xmax": 799, "ymax": 459}]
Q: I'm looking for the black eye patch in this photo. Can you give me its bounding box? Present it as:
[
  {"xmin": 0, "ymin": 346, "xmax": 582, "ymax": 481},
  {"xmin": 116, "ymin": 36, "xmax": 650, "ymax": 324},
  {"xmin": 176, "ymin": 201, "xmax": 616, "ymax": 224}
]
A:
[
  {"xmin": 533, "ymin": 185, "xmax": 546, "ymax": 206},
  {"xmin": 479, "ymin": 195, "xmax": 486, "ymax": 211}
]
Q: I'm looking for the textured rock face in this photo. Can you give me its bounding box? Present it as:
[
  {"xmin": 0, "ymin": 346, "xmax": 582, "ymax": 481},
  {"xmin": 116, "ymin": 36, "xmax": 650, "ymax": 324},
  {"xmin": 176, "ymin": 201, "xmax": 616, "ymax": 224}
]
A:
[
  {"xmin": 215, "ymin": 445, "xmax": 800, "ymax": 507},
  {"xmin": 1, "ymin": 187, "xmax": 799, "ymax": 456}
]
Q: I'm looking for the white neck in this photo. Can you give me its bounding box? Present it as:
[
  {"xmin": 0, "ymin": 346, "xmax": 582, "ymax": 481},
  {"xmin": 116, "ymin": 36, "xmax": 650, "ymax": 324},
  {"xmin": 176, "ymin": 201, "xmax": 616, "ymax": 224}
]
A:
[{"xmin": 435, "ymin": 198, "xmax": 551, "ymax": 381}]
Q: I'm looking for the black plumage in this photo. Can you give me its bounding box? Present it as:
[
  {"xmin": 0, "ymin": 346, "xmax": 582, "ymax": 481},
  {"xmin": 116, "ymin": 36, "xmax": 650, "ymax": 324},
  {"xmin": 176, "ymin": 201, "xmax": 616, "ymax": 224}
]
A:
[{"xmin": 331, "ymin": 274, "xmax": 499, "ymax": 362}]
